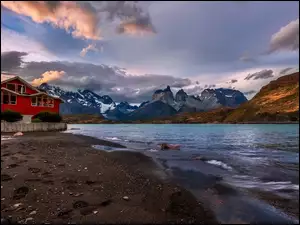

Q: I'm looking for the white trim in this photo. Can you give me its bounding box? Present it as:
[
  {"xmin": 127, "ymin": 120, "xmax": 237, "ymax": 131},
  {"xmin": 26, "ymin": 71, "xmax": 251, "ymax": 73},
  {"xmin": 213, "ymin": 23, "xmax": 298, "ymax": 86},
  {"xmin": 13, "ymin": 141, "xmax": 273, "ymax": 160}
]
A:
[{"xmin": 1, "ymin": 76, "xmax": 41, "ymax": 94}]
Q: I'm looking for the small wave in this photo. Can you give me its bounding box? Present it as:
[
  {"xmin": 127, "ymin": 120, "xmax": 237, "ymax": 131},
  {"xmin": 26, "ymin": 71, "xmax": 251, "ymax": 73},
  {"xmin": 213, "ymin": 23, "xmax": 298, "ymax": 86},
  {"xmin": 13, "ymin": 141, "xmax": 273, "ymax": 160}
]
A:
[
  {"xmin": 206, "ymin": 160, "xmax": 233, "ymax": 171},
  {"xmin": 228, "ymin": 178, "xmax": 299, "ymax": 191},
  {"xmin": 1, "ymin": 136, "xmax": 14, "ymax": 141},
  {"xmin": 105, "ymin": 137, "xmax": 121, "ymax": 141},
  {"xmin": 148, "ymin": 149, "xmax": 158, "ymax": 152}
]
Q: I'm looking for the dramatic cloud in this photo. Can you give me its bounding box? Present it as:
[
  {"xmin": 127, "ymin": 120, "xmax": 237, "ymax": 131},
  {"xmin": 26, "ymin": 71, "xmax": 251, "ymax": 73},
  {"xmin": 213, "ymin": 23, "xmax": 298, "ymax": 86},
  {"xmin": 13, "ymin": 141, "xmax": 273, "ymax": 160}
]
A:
[
  {"xmin": 1, "ymin": 1, "xmax": 101, "ymax": 40},
  {"xmin": 228, "ymin": 79, "xmax": 238, "ymax": 84},
  {"xmin": 1, "ymin": 51, "xmax": 28, "ymax": 72},
  {"xmin": 16, "ymin": 60, "xmax": 191, "ymax": 102},
  {"xmin": 244, "ymin": 69, "xmax": 274, "ymax": 80},
  {"xmin": 269, "ymin": 18, "xmax": 299, "ymax": 53},
  {"xmin": 31, "ymin": 70, "xmax": 66, "ymax": 86},
  {"xmin": 1, "ymin": 1, "xmax": 156, "ymax": 40},
  {"xmin": 80, "ymin": 44, "xmax": 101, "ymax": 57}
]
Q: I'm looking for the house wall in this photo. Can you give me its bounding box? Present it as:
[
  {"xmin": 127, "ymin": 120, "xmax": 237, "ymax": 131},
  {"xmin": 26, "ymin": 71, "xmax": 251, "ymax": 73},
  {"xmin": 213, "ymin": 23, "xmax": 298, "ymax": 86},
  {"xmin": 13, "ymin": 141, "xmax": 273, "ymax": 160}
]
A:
[
  {"xmin": 1, "ymin": 95, "xmax": 60, "ymax": 115},
  {"xmin": 1, "ymin": 79, "xmax": 38, "ymax": 94}
]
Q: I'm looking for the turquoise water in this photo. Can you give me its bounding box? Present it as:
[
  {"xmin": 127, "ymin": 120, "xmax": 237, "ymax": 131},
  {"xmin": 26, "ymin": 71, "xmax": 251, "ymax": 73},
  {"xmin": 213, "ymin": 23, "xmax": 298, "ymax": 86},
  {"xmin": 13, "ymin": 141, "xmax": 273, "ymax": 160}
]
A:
[{"xmin": 66, "ymin": 124, "xmax": 299, "ymax": 223}]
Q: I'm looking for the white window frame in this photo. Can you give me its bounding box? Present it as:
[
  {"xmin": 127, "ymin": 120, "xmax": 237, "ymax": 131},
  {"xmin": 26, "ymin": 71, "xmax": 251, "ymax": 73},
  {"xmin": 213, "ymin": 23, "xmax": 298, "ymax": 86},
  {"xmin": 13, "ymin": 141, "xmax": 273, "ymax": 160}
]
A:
[
  {"xmin": 17, "ymin": 84, "xmax": 26, "ymax": 94},
  {"xmin": 31, "ymin": 96, "xmax": 54, "ymax": 108},
  {"xmin": 2, "ymin": 90, "xmax": 17, "ymax": 105},
  {"xmin": 31, "ymin": 96, "xmax": 37, "ymax": 106}
]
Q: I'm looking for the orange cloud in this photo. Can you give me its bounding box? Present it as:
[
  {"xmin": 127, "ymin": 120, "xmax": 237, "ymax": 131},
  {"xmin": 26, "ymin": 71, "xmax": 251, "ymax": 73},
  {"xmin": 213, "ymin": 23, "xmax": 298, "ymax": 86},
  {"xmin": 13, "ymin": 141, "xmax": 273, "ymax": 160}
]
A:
[
  {"xmin": 1, "ymin": 1, "xmax": 101, "ymax": 40},
  {"xmin": 31, "ymin": 70, "xmax": 65, "ymax": 86},
  {"xmin": 80, "ymin": 43, "xmax": 101, "ymax": 57}
]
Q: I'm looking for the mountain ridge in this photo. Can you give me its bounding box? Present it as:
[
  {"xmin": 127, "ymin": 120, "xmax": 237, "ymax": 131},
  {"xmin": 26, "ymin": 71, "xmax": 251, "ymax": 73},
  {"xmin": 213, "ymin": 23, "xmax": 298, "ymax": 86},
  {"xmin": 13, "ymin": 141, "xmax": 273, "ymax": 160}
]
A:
[{"xmin": 143, "ymin": 72, "xmax": 299, "ymax": 123}]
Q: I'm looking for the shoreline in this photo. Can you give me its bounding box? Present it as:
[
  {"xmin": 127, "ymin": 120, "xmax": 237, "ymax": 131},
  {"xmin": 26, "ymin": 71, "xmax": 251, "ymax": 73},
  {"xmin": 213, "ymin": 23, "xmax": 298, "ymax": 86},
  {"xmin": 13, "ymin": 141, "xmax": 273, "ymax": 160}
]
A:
[
  {"xmin": 1, "ymin": 132, "xmax": 218, "ymax": 224},
  {"xmin": 65, "ymin": 121, "xmax": 299, "ymax": 125}
]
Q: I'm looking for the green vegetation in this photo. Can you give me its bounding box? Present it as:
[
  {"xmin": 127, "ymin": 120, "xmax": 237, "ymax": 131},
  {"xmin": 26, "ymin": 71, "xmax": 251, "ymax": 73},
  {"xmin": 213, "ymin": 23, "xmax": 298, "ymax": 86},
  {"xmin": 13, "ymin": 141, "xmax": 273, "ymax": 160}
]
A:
[
  {"xmin": 32, "ymin": 118, "xmax": 42, "ymax": 123},
  {"xmin": 1, "ymin": 110, "xmax": 23, "ymax": 122},
  {"xmin": 32, "ymin": 111, "xmax": 62, "ymax": 123}
]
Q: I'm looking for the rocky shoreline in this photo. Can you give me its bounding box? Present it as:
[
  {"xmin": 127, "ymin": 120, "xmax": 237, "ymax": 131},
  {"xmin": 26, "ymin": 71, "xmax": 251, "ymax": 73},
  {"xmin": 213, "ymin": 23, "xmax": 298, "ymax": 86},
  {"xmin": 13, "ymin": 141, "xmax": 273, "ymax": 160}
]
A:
[{"xmin": 1, "ymin": 132, "xmax": 218, "ymax": 224}]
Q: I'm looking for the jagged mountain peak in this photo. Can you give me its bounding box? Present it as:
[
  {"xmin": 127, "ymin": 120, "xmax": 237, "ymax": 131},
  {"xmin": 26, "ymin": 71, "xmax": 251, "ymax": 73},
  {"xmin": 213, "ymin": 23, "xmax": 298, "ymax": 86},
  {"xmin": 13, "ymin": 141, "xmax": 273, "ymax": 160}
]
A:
[{"xmin": 38, "ymin": 84, "xmax": 116, "ymax": 115}]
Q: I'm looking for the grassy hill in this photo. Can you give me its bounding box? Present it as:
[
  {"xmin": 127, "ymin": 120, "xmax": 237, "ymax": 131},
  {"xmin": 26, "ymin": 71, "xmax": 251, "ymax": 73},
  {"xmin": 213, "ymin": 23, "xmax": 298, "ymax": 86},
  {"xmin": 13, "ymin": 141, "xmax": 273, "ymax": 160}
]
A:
[{"xmin": 146, "ymin": 72, "xmax": 299, "ymax": 124}]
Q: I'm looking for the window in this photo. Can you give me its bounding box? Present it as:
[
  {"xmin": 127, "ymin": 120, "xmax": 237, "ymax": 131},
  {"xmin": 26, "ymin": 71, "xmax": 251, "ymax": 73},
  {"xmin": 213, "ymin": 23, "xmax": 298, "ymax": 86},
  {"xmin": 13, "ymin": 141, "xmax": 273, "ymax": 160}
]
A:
[
  {"xmin": 3, "ymin": 93, "xmax": 9, "ymax": 104},
  {"xmin": 6, "ymin": 83, "xmax": 16, "ymax": 92},
  {"xmin": 1, "ymin": 91, "xmax": 16, "ymax": 105},
  {"xmin": 10, "ymin": 95, "xmax": 16, "ymax": 104},
  {"xmin": 31, "ymin": 97, "xmax": 37, "ymax": 106},
  {"xmin": 43, "ymin": 98, "xmax": 48, "ymax": 107},
  {"xmin": 48, "ymin": 99, "xmax": 54, "ymax": 107},
  {"xmin": 31, "ymin": 96, "xmax": 54, "ymax": 107},
  {"xmin": 37, "ymin": 97, "xmax": 42, "ymax": 106},
  {"xmin": 17, "ymin": 85, "xmax": 26, "ymax": 94}
]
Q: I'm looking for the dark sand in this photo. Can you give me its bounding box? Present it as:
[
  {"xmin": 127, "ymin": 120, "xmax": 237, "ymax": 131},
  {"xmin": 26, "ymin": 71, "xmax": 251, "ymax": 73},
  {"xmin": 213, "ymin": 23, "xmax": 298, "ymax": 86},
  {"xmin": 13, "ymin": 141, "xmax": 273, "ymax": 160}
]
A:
[{"xmin": 1, "ymin": 132, "xmax": 218, "ymax": 224}]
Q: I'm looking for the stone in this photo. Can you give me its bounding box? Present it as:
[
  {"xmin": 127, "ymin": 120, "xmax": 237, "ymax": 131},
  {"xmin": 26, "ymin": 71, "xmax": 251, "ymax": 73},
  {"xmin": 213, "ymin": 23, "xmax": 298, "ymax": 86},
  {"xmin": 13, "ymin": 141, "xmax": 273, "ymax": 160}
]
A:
[
  {"xmin": 29, "ymin": 210, "xmax": 37, "ymax": 215},
  {"xmin": 123, "ymin": 196, "xmax": 129, "ymax": 201},
  {"xmin": 13, "ymin": 132, "xmax": 23, "ymax": 137}
]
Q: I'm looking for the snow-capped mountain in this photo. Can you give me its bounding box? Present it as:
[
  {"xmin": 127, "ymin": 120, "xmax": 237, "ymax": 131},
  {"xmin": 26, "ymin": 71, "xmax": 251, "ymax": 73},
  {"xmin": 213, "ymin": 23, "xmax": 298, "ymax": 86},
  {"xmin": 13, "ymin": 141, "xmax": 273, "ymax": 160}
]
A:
[
  {"xmin": 150, "ymin": 86, "xmax": 248, "ymax": 113},
  {"xmin": 38, "ymin": 83, "xmax": 116, "ymax": 115}
]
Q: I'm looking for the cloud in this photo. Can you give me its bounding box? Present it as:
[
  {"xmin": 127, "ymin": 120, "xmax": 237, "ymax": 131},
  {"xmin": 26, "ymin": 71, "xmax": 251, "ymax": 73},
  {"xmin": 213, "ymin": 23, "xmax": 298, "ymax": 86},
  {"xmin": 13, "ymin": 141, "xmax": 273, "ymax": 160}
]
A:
[
  {"xmin": 14, "ymin": 60, "xmax": 191, "ymax": 102},
  {"xmin": 117, "ymin": 16, "xmax": 156, "ymax": 35},
  {"xmin": 80, "ymin": 43, "xmax": 101, "ymax": 57},
  {"xmin": 31, "ymin": 70, "xmax": 66, "ymax": 86},
  {"xmin": 243, "ymin": 90, "xmax": 256, "ymax": 96},
  {"xmin": 244, "ymin": 69, "xmax": 274, "ymax": 80},
  {"xmin": 239, "ymin": 52, "xmax": 257, "ymax": 63},
  {"xmin": 268, "ymin": 18, "xmax": 299, "ymax": 53},
  {"xmin": 1, "ymin": 1, "xmax": 156, "ymax": 40},
  {"xmin": 1, "ymin": 1, "xmax": 101, "ymax": 40},
  {"xmin": 1, "ymin": 51, "xmax": 28, "ymax": 72},
  {"xmin": 279, "ymin": 67, "xmax": 293, "ymax": 75}
]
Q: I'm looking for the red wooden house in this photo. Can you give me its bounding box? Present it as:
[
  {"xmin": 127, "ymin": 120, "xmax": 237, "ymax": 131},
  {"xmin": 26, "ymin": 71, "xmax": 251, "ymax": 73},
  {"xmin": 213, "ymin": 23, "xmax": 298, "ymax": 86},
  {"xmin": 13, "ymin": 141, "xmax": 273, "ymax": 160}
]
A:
[{"xmin": 1, "ymin": 74, "xmax": 63, "ymax": 122}]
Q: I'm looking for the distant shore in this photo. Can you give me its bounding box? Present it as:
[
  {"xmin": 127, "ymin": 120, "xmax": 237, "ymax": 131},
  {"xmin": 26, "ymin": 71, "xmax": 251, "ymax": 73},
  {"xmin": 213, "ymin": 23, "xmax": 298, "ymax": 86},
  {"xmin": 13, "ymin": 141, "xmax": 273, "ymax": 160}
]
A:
[
  {"xmin": 62, "ymin": 112, "xmax": 299, "ymax": 125},
  {"xmin": 1, "ymin": 132, "xmax": 217, "ymax": 224}
]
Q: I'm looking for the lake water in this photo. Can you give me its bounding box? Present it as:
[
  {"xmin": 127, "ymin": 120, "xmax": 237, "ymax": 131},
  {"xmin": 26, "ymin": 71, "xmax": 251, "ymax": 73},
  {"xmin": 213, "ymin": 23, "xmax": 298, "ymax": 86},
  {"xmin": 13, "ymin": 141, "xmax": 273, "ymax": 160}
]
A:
[{"xmin": 65, "ymin": 124, "xmax": 299, "ymax": 223}]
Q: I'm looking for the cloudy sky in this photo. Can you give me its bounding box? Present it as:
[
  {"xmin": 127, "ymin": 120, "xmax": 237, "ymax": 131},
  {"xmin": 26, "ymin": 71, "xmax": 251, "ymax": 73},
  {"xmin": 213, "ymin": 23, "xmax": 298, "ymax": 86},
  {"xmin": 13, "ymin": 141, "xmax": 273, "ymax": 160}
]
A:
[{"xmin": 1, "ymin": 1, "xmax": 299, "ymax": 103}]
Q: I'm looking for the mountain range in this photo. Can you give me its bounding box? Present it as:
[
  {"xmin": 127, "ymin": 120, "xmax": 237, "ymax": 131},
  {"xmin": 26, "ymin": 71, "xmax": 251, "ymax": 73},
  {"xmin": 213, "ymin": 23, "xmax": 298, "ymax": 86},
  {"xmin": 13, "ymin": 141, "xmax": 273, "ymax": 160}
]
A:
[
  {"xmin": 146, "ymin": 72, "xmax": 299, "ymax": 123},
  {"xmin": 38, "ymin": 83, "xmax": 248, "ymax": 121}
]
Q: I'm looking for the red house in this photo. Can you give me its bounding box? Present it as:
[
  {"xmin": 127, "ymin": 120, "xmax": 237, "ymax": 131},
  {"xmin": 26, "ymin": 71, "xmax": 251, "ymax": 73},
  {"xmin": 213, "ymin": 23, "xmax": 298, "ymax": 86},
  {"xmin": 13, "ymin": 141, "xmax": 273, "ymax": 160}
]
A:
[{"xmin": 1, "ymin": 74, "xmax": 63, "ymax": 122}]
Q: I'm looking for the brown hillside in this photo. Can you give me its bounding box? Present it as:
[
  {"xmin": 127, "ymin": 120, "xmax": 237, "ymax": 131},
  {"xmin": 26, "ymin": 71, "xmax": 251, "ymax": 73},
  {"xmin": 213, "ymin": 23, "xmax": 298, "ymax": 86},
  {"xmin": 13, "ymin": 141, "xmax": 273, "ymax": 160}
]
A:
[{"xmin": 224, "ymin": 72, "xmax": 299, "ymax": 123}]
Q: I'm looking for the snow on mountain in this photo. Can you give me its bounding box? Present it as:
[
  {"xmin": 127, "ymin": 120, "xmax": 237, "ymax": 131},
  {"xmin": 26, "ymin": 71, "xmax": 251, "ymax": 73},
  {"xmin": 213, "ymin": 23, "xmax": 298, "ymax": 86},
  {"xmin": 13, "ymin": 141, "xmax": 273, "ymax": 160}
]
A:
[{"xmin": 38, "ymin": 83, "xmax": 116, "ymax": 115}]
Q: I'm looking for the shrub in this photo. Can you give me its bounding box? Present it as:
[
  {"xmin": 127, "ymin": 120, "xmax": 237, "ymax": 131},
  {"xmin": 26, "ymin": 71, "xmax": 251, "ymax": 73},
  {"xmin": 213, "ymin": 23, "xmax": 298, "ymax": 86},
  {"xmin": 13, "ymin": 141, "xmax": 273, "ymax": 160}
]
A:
[
  {"xmin": 1, "ymin": 110, "xmax": 23, "ymax": 122},
  {"xmin": 32, "ymin": 111, "xmax": 62, "ymax": 123},
  {"xmin": 32, "ymin": 118, "xmax": 42, "ymax": 123}
]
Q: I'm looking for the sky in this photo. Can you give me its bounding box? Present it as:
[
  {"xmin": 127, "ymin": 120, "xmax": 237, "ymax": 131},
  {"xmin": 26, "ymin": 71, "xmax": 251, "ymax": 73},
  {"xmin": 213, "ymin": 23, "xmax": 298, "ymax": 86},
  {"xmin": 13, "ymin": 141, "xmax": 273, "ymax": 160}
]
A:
[{"xmin": 1, "ymin": 1, "xmax": 299, "ymax": 103}]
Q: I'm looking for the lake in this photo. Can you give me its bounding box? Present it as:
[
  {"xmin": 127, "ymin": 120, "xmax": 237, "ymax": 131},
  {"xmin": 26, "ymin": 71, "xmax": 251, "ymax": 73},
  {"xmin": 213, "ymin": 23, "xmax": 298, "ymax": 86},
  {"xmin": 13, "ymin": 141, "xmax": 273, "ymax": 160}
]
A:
[{"xmin": 65, "ymin": 124, "xmax": 299, "ymax": 223}]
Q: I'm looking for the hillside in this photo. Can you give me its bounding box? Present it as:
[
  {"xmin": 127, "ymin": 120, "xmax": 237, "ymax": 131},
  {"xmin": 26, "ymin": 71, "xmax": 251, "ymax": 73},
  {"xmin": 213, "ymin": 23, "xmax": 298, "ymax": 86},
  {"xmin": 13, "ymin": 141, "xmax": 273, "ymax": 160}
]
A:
[
  {"xmin": 224, "ymin": 72, "xmax": 299, "ymax": 123},
  {"xmin": 145, "ymin": 72, "xmax": 299, "ymax": 124}
]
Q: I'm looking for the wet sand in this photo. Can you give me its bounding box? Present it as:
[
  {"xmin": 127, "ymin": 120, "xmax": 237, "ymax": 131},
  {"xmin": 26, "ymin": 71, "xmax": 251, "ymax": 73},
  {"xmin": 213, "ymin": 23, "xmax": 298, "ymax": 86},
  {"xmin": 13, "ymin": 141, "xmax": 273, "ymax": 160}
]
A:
[{"xmin": 1, "ymin": 132, "xmax": 217, "ymax": 224}]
